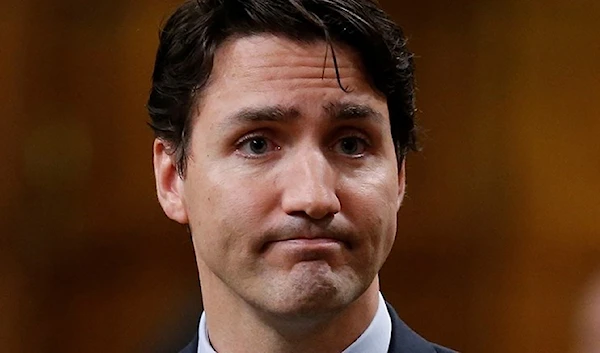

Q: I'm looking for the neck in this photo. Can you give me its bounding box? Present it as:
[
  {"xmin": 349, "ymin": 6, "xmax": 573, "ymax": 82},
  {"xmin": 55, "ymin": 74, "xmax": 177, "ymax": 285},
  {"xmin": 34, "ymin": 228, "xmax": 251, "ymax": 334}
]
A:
[{"xmin": 198, "ymin": 264, "xmax": 380, "ymax": 353}]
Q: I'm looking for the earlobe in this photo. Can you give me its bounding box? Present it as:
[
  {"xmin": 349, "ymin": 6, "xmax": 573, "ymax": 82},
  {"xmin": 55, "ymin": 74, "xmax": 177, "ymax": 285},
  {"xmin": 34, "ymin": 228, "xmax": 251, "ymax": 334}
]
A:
[
  {"xmin": 153, "ymin": 139, "xmax": 189, "ymax": 224},
  {"xmin": 397, "ymin": 159, "xmax": 406, "ymax": 210}
]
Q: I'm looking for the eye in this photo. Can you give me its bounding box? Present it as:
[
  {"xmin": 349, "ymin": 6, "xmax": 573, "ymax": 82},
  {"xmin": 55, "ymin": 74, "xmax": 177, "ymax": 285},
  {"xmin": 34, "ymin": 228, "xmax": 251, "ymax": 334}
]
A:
[
  {"xmin": 333, "ymin": 136, "xmax": 368, "ymax": 156},
  {"xmin": 237, "ymin": 135, "xmax": 279, "ymax": 156}
]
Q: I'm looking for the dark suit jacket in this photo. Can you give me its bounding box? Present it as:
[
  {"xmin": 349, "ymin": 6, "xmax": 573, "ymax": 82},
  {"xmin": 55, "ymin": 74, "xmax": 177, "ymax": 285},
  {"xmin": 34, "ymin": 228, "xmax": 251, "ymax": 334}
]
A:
[{"xmin": 178, "ymin": 302, "xmax": 456, "ymax": 353}]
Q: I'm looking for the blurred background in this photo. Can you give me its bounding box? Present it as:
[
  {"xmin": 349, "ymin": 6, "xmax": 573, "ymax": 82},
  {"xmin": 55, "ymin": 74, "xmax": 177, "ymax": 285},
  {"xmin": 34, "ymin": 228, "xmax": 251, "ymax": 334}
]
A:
[{"xmin": 1, "ymin": 0, "xmax": 599, "ymax": 352}]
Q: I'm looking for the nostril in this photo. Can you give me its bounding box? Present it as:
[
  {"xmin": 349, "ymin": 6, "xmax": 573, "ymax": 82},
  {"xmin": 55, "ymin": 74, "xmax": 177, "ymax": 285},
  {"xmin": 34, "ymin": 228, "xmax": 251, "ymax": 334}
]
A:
[
  {"xmin": 280, "ymin": 152, "xmax": 340, "ymax": 218},
  {"xmin": 281, "ymin": 186, "xmax": 341, "ymax": 219},
  {"xmin": 306, "ymin": 202, "xmax": 339, "ymax": 220}
]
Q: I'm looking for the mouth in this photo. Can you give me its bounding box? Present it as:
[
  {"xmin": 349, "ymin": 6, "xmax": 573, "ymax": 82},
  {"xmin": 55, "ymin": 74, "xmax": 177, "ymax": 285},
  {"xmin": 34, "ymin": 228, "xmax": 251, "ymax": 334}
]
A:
[
  {"xmin": 276, "ymin": 237, "xmax": 343, "ymax": 245},
  {"xmin": 262, "ymin": 236, "xmax": 349, "ymax": 253},
  {"xmin": 258, "ymin": 223, "xmax": 354, "ymax": 254}
]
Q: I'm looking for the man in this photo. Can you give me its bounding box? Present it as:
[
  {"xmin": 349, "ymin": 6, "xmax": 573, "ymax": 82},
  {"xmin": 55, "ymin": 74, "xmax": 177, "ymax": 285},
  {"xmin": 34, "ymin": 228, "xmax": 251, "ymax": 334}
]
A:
[{"xmin": 148, "ymin": 0, "xmax": 456, "ymax": 352}]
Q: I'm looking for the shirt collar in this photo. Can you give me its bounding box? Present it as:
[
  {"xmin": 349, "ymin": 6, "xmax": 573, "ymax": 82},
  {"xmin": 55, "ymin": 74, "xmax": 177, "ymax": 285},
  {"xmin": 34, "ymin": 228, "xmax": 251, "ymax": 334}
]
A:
[
  {"xmin": 342, "ymin": 292, "xmax": 392, "ymax": 353},
  {"xmin": 197, "ymin": 309, "xmax": 216, "ymax": 353},
  {"xmin": 197, "ymin": 292, "xmax": 392, "ymax": 353}
]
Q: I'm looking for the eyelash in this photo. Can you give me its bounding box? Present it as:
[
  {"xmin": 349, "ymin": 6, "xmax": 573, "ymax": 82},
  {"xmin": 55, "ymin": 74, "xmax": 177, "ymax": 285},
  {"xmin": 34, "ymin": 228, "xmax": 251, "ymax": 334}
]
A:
[
  {"xmin": 234, "ymin": 130, "xmax": 372, "ymax": 158},
  {"xmin": 332, "ymin": 133, "xmax": 371, "ymax": 156},
  {"xmin": 235, "ymin": 132, "xmax": 279, "ymax": 158},
  {"xmin": 338, "ymin": 132, "xmax": 370, "ymax": 144}
]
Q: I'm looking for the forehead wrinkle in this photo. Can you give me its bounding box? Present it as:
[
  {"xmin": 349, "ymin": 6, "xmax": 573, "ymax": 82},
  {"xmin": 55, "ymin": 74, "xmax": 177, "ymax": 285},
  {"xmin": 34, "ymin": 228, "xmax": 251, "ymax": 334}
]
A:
[
  {"xmin": 217, "ymin": 35, "xmax": 365, "ymax": 82},
  {"xmin": 237, "ymin": 64, "xmax": 363, "ymax": 82}
]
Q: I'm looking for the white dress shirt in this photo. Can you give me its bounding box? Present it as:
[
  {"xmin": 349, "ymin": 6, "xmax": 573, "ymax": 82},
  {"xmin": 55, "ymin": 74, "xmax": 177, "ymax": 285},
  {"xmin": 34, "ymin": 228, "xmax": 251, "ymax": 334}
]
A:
[{"xmin": 197, "ymin": 292, "xmax": 392, "ymax": 353}]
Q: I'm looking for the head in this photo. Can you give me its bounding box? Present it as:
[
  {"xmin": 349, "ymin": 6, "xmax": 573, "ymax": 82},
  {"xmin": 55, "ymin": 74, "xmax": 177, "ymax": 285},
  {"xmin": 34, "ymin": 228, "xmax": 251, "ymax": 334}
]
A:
[
  {"xmin": 149, "ymin": 0, "xmax": 416, "ymax": 326},
  {"xmin": 148, "ymin": 0, "xmax": 417, "ymax": 176}
]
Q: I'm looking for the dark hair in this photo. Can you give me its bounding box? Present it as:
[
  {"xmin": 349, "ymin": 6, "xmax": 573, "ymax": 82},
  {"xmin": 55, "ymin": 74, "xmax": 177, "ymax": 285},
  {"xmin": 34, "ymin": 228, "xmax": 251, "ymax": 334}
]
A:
[{"xmin": 147, "ymin": 0, "xmax": 417, "ymax": 176}]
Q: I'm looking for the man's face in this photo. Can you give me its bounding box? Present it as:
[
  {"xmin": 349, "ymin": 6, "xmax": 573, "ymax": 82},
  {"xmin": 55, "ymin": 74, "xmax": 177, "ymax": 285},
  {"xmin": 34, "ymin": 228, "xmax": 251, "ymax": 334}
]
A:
[{"xmin": 155, "ymin": 34, "xmax": 405, "ymax": 318}]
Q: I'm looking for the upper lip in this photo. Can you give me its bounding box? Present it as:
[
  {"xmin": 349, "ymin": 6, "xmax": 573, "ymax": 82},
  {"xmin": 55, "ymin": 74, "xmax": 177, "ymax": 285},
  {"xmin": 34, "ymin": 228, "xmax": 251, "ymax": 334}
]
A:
[
  {"xmin": 268, "ymin": 228, "xmax": 347, "ymax": 241},
  {"xmin": 276, "ymin": 235, "xmax": 341, "ymax": 242}
]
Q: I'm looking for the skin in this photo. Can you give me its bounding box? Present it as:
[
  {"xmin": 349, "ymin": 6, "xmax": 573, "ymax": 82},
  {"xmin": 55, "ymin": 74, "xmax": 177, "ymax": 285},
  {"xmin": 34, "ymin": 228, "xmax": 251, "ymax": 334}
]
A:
[
  {"xmin": 154, "ymin": 34, "xmax": 406, "ymax": 353},
  {"xmin": 575, "ymin": 273, "xmax": 600, "ymax": 353}
]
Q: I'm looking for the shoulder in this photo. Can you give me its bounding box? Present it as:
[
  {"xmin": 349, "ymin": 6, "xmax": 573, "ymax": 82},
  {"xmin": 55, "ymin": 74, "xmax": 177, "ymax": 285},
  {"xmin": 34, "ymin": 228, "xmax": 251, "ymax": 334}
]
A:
[
  {"xmin": 177, "ymin": 333, "xmax": 198, "ymax": 353},
  {"xmin": 434, "ymin": 344, "xmax": 458, "ymax": 353},
  {"xmin": 386, "ymin": 302, "xmax": 458, "ymax": 353}
]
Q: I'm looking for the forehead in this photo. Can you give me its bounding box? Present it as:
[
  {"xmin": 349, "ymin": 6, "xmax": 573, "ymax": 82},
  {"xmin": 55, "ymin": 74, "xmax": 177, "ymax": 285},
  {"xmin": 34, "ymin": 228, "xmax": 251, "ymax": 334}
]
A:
[
  {"xmin": 201, "ymin": 33, "xmax": 382, "ymax": 98},
  {"xmin": 190, "ymin": 33, "xmax": 389, "ymax": 135}
]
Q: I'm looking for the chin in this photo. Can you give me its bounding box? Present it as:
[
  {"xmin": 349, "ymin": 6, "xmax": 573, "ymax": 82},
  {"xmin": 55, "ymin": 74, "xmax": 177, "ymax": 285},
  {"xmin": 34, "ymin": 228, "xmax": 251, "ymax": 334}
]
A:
[{"xmin": 263, "ymin": 261, "xmax": 365, "ymax": 318}]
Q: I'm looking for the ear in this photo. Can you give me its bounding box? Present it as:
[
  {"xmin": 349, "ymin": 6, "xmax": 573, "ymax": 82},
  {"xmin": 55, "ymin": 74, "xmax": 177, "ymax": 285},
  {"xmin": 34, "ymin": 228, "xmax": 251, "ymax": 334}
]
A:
[
  {"xmin": 153, "ymin": 139, "xmax": 188, "ymax": 224},
  {"xmin": 397, "ymin": 158, "xmax": 406, "ymax": 210}
]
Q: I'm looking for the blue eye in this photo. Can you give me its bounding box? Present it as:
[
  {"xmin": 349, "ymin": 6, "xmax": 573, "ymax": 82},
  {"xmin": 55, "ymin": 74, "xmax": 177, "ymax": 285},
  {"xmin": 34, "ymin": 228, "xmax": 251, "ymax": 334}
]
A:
[{"xmin": 334, "ymin": 136, "xmax": 367, "ymax": 156}]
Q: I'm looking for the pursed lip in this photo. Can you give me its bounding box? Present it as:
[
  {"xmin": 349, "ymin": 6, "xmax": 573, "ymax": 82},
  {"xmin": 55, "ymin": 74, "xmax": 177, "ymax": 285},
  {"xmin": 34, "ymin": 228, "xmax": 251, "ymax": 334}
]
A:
[
  {"xmin": 258, "ymin": 223, "xmax": 354, "ymax": 252},
  {"xmin": 275, "ymin": 237, "xmax": 342, "ymax": 245},
  {"xmin": 262, "ymin": 234, "xmax": 350, "ymax": 251}
]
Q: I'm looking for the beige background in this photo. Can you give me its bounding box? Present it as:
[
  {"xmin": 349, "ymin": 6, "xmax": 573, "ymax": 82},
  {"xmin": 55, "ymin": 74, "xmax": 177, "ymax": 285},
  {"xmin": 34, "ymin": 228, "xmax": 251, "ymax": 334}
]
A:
[{"xmin": 1, "ymin": 0, "xmax": 599, "ymax": 351}]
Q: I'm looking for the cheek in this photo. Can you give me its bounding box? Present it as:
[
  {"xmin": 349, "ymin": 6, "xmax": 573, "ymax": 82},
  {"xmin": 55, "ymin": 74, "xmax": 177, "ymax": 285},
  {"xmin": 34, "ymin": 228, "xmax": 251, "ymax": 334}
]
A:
[
  {"xmin": 341, "ymin": 167, "xmax": 399, "ymax": 246},
  {"xmin": 186, "ymin": 165, "xmax": 276, "ymax": 248},
  {"xmin": 343, "ymin": 165, "xmax": 399, "ymax": 215}
]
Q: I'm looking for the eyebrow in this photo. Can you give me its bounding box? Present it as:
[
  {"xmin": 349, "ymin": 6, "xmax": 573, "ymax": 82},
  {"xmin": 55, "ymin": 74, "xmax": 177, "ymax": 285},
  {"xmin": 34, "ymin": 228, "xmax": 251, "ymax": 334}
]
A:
[
  {"xmin": 219, "ymin": 101, "xmax": 383, "ymax": 131},
  {"xmin": 218, "ymin": 105, "xmax": 301, "ymax": 131},
  {"xmin": 323, "ymin": 102, "xmax": 385, "ymax": 123}
]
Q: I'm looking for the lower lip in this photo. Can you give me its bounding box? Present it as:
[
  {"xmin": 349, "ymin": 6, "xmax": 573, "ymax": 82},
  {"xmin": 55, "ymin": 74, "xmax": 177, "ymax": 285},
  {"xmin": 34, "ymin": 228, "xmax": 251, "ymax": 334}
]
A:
[
  {"xmin": 272, "ymin": 238, "xmax": 343, "ymax": 250},
  {"xmin": 264, "ymin": 238, "xmax": 346, "ymax": 262}
]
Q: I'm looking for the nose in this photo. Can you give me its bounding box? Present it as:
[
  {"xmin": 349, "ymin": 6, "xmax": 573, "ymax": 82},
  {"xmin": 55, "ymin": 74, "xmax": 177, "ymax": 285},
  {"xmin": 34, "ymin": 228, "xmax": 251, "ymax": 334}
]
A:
[{"xmin": 280, "ymin": 149, "xmax": 341, "ymax": 220}]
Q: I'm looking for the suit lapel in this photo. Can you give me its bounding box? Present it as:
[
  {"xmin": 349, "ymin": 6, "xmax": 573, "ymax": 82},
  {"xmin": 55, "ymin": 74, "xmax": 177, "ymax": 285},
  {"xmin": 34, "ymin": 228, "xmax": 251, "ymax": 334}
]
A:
[
  {"xmin": 178, "ymin": 332, "xmax": 199, "ymax": 353},
  {"xmin": 386, "ymin": 302, "xmax": 438, "ymax": 353}
]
